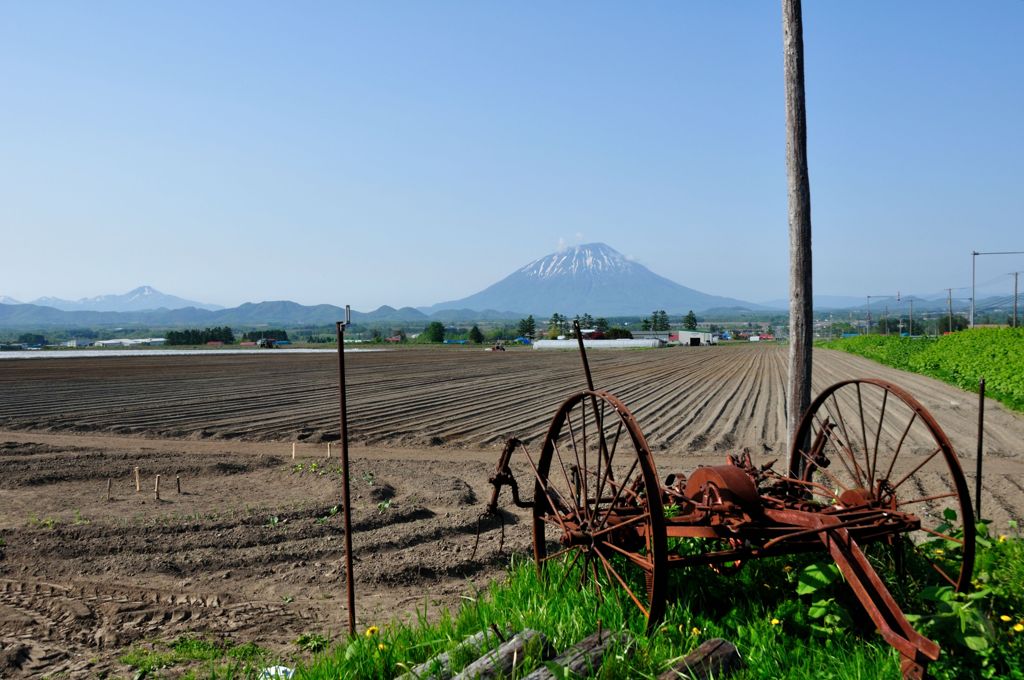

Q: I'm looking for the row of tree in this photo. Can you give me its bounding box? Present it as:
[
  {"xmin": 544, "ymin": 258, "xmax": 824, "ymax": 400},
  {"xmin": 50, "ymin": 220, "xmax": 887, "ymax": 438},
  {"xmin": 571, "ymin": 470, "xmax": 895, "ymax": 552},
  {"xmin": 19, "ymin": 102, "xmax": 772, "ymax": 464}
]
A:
[
  {"xmin": 165, "ymin": 327, "xmax": 236, "ymax": 345},
  {"xmin": 241, "ymin": 329, "xmax": 289, "ymax": 341}
]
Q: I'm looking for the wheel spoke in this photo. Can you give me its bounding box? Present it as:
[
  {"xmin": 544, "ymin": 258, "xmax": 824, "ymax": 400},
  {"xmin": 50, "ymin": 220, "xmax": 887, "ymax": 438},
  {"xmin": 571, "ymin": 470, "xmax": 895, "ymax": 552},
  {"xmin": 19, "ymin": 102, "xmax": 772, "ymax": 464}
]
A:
[
  {"xmin": 595, "ymin": 458, "xmax": 640, "ymax": 531},
  {"xmin": 595, "ymin": 550, "xmax": 649, "ymax": 618},
  {"xmin": 918, "ymin": 526, "xmax": 965, "ymax": 545},
  {"xmin": 552, "ymin": 441, "xmax": 582, "ymax": 518},
  {"xmin": 565, "ymin": 411, "xmax": 589, "ymax": 522},
  {"xmin": 888, "ymin": 446, "xmax": 943, "ymax": 494},
  {"xmin": 555, "ymin": 550, "xmax": 584, "ymax": 592},
  {"xmin": 856, "ymin": 383, "xmax": 871, "ymax": 489},
  {"xmin": 883, "ymin": 411, "xmax": 918, "ymax": 483},
  {"xmin": 870, "ymin": 389, "xmax": 889, "ymax": 490},
  {"xmin": 593, "ymin": 418, "xmax": 624, "ymax": 522},
  {"xmin": 591, "ymin": 511, "xmax": 650, "ymax": 539},
  {"xmin": 825, "ymin": 394, "xmax": 868, "ymax": 488},
  {"xmin": 539, "ymin": 544, "xmax": 578, "ymax": 564},
  {"xmin": 813, "ymin": 413, "xmax": 862, "ymax": 491},
  {"xmin": 894, "ymin": 491, "xmax": 957, "ymax": 508},
  {"xmin": 600, "ymin": 538, "xmax": 654, "ymax": 570}
]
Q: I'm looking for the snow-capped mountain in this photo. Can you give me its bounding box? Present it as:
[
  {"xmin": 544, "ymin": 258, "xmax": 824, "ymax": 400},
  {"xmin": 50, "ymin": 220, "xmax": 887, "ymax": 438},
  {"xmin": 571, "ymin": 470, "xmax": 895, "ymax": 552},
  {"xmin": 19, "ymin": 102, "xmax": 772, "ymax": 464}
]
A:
[
  {"xmin": 425, "ymin": 243, "xmax": 759, "ymax": 316},
  {"xmin": 30, "ymin": 286, "xmax": 222, "ymax": 312},
  {"xmin": 0, "ymin": 296, "xmax": 22, "ymax": 305}
]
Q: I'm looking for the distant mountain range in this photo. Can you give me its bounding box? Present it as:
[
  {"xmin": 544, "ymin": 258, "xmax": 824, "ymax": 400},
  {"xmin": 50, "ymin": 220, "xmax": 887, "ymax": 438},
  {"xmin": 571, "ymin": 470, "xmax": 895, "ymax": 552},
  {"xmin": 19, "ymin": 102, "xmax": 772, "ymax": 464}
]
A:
[
  {"xmin": 22, "ymin": 286, "xmax": 223, "ymax": 312},
  {"xmin": 2, "ymin": 245, "xmax": 1011, "ymax": 329},
  {"xmin": 423, "ymin": 243, "xmax": 760, "ymax": 316}
]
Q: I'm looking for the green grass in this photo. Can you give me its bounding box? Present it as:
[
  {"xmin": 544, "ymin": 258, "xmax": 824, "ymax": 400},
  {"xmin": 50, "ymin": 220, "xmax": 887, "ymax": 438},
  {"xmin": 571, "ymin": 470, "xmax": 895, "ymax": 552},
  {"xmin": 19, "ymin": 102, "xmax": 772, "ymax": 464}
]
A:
[
  {"xmin": 289, "ymin": 520, "xmax": 1024, "ymax": 679},
  {"xmin": 118, "ymin": 635, "xmax": 274, "ymax": 677},
  {"xmin": 820, "ymin": 328, "xmax": 1024, "ymax": 412}
]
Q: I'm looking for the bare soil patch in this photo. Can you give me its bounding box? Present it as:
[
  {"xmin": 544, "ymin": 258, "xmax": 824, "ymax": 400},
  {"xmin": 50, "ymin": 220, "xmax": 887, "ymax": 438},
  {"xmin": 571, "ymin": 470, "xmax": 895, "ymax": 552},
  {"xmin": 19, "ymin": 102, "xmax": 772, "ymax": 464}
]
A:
[{"xmin": 0, "ymin": 345, "xmax": 1021, "ymax": 676}]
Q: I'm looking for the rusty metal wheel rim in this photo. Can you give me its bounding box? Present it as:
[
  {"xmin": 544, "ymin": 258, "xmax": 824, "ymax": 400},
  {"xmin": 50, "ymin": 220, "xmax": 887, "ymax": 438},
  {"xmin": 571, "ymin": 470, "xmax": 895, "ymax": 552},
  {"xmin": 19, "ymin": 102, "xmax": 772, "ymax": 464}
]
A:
[
  {"xmin": 789, "ymin": 378, "xmax": 976, "ymax": 591},
  {"xmin": 532, "ymin": 390, "xmax": 668, "ymax": 628}
]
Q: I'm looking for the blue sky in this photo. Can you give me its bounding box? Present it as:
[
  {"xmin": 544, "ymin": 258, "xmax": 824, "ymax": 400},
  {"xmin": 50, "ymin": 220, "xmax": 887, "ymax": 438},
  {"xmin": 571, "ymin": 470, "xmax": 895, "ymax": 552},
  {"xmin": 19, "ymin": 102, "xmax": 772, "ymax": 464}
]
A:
[{"xmin": 2, "ymin": 2, "xmax": 1021, "ymax": 309}]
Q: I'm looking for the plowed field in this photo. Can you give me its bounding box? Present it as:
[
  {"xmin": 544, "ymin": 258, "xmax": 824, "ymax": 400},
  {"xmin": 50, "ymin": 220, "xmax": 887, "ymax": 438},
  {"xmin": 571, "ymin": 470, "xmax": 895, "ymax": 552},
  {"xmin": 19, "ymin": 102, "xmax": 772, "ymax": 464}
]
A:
[{"xmin": 1, "ymin": 344, "xmax": 1022, "ymax": 677}]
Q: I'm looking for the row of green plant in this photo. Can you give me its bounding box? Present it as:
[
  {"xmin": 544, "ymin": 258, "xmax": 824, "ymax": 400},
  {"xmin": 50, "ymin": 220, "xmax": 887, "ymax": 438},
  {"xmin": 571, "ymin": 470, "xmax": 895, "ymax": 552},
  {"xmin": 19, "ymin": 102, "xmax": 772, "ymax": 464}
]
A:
[
  {"xmin": 248, "ymin": 522, "xmax": 1022, "ymax": 679},
  {"xmin": 821, "ymin": 328, "xmax": 1024, "ymax": 411}
]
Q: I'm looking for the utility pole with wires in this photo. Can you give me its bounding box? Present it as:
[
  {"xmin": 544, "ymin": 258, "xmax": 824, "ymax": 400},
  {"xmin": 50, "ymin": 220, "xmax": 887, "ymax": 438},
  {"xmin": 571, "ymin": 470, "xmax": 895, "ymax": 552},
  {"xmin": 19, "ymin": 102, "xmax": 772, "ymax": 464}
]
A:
[
  {"xmin": 972, "ymin": 250, "xmax": 1024, "ymax": 327},
  {"xmin": 1012, "ymin": 272, "xmax": 1020, "ymax": 328},
  {"xmin": 866, "ymin": 294, "xmax": 893, "ymax": 335},
  {"xmin": 947, "ymin": 288, "xmax": 953, "ymax": 334}
]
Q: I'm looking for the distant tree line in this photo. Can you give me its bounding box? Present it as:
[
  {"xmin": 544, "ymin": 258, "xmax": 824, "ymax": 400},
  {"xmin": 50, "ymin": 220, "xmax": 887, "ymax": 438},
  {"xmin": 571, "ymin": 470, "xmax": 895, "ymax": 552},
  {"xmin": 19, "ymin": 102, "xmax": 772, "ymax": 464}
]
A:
[
  {"xmin": 242, "ymin": 329, "xmax": 289, "ymax": 342},
  {"xmin": 165, "ymin": 327, "xmax": 236, "ymax": 345}
]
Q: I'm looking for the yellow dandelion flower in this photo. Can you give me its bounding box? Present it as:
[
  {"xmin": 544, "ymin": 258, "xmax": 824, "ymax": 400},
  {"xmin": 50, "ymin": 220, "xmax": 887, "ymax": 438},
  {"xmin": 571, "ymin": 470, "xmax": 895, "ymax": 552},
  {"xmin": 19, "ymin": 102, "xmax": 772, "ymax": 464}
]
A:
[
  {"xmin": 999, "ymin": 535, "xmax": 1007, "ymax": 542},
  {"xmin": 691, "ymin": 627, "xmax": 701, "ymax": 636},
  {"xmin": 1015, "ymin": 624, "xmax": 1024, "ymax": 633},
  {"xmin": 1001, "ymin": 615, "xmax": 1013, "ymax": 622},
  {"xmin": 771, "ymin": 618, "xmax": 781, "ymax": 626},
  {"xmin": 378, "ymin": 643, "xmax": 387, "ymax": 651},
  {"xmin": 934, "ymin": 549, "xmax": 944, "ymax": 555},
  {"xmin": 365, "ymin": 626, "xmax": 379, "ymax": 637}
]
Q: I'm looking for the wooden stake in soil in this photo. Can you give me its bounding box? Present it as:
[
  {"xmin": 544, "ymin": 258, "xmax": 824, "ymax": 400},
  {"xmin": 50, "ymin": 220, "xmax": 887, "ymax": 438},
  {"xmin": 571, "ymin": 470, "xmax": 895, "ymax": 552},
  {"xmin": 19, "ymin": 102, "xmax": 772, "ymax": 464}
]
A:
[
  {"xmin": 176, "ymin": 475, "xmax": 181, "ymax": 495},
  {"xmin": 106, "ymin": 478, "xmax": 111, "ymax": 501},
  {"xmin": 327, "ymin": 442, "xmax": 332, "ymax": 459},
  {"xmin": 134, "ymin": 466, "xmax": 140, "ymax": 492},
  {"xmin": 292, "ymin": 442, "xmax": 296, "ymax": 460},
  {"xmin": 155, "ymin": 474, "xmax": 161, "ymax": 501}
]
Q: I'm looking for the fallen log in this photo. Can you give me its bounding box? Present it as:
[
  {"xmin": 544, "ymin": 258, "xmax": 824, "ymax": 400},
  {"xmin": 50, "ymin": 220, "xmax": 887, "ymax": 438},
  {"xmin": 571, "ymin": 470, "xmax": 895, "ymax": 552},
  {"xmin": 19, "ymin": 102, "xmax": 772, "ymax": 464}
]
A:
[
  {"xmin": 657, "ymin": 638, "xmax": 744, "ymax": 680},
  {"xmin": 523, "ymin": 629, "xmax": 625, "ymax": 679},
  {"xmin": 396, "ymin": 630, "xmax": 495, "ymax": 680},
  {"xmin": 451, "ymin": 629, "xmax": 552, "ymax": 680}
]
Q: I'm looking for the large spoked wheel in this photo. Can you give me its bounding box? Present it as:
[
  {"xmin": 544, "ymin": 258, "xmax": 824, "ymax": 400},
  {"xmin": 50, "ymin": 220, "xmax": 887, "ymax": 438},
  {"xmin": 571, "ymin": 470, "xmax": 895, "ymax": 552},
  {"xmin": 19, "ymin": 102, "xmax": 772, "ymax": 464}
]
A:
[
  {"xmin": 532, "ymin": 390, "xmax": 668, "ymax": 629},
  {"xmin": 789, "ymin": 378, "xmax": 975, "ymax": 591}
]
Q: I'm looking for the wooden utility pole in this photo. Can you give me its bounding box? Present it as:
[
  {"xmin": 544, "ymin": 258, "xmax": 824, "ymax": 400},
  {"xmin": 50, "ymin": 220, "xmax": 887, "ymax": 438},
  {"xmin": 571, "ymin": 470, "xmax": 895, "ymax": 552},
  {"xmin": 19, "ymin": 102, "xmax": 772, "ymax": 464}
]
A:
[{"xmin": 783, "ymin": 0, "xmax": 813, "ymax": 466}]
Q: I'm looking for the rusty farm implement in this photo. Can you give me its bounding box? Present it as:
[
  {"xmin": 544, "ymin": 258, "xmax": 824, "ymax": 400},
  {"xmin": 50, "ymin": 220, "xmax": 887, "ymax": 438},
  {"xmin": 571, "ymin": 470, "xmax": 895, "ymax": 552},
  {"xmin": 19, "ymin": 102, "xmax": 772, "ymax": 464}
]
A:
[{"xmin": 481, "ymin": 333, "xmax": 975, "ymax": 679}]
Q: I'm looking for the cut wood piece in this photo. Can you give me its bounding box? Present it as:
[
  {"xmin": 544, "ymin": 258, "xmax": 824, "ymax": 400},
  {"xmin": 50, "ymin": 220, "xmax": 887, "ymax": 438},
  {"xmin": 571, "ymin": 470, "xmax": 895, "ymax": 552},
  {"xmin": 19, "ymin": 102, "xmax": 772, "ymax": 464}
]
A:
[
  {"xmin": 657, "ymin": 638, "xmax": 744, "ymax": 680},
  {"xmin": 396, "ymin": 629, "xmax": 495, "ymax": 680},
  {"xmin": 523, "ymin": 629, "xmax": 625, "ymax": 679},
  {"xmin": 451, "ymin": 629, "xmax": 552, "ymax": 680}
]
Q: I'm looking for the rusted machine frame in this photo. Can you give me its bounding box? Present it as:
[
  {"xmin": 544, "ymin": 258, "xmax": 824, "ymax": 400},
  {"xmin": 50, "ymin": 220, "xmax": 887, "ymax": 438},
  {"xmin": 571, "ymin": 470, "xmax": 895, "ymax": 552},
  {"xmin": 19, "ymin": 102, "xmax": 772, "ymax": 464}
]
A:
[{"xmin": 481, "ymin": 330, "xmax": 973, "ymax": 679}]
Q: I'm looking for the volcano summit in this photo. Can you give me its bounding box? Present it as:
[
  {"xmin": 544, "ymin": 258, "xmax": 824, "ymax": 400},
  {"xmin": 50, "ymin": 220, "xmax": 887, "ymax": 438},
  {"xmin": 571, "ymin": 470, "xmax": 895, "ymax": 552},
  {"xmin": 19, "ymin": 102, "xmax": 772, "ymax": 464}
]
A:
[{"xmin": 425, "ymin": 243, "xmax": 757, "ymax": 316}]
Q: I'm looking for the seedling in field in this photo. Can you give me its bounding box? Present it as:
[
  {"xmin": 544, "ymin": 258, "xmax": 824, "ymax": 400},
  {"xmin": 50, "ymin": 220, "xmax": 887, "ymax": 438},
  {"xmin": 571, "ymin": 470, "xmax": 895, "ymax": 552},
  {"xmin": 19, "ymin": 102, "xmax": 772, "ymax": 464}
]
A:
[{"xmin": 295, "ymin": 632, "xmax": 329, "ymax": 653}]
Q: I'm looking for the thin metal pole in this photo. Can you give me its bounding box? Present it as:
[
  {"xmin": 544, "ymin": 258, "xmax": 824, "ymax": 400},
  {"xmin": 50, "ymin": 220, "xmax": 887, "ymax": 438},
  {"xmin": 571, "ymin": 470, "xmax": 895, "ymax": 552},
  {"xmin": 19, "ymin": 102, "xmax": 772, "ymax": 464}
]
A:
[
  {"xmin": 573, "ymin": 320, "xmax": 596, "ymax": 392},
  {"xmin": 336, "ymin": 306, "xmax": 356, "ymax": 637},
  {"xmin": 866, "ymin": 296, "xmax": 871, "ymax": 335},
  {"xmin": 975, "ymin": 377, "xmax": 985, "ymax": 519},
  {"xmin": 909, "ymin": 299, "xmax": 913, "ymax": 337},
  {"xmin": 971, "ymin": 251, "xmax": 977, "ymax": 328}
]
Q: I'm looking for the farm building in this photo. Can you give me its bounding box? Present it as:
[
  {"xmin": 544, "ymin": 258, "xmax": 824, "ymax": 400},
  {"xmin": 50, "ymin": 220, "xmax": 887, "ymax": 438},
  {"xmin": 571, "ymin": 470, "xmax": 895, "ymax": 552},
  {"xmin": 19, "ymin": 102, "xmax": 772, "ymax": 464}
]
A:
[
  {"xmin": 670, "ymin": 331, "xmax": 716, "ymax": 346},
  {"xmin": 533, "ymin": 339, "xmax": 665, "ymax": 350}
]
